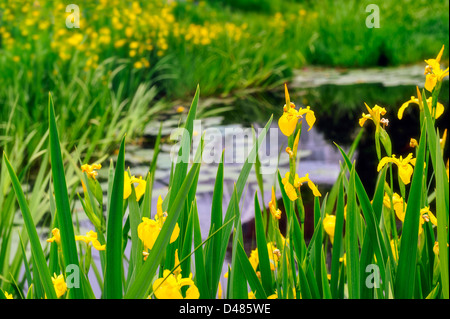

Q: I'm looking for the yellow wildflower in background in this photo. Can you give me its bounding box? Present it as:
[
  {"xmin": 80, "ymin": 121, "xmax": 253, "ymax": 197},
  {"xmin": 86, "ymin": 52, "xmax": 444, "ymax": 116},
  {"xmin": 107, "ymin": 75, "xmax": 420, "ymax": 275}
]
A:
[
  {"xmin": 52, "ymin": 273, "xmax": 67, "ymax": 298},
  {"xmin": 75, "ymin": 230, "xmax": 106, "ymax": 251},
  {"xmin": 424, "ymin": 45, "xmax": 449, "ymax": 92},
  {"xmin": 81, "ymin": 163, "xmax": 102, "ymax": 180},
  {"xmin": 377, "ymin": 153, "xmax": 416, "ymax": 185},
  {"xmin": 152, "ymin": 270, "xmax": 199, "ymax": 299},
  {"xmin": 138, "ymin": 196, "xmax": 180, "ymax": 251}
]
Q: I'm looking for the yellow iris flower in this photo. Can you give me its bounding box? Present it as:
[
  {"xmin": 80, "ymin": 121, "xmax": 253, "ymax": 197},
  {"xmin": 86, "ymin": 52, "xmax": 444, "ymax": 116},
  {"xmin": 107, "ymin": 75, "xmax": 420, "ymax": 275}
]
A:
[
  {"xmin": 424, "ymin": 45, "xmax": 449, "ymax": 92},
  {"xmin": 138, "ymin": 196, "xmax": 180, "ymax": 251},
  {"xmin": 323, "ymin": 214, "xmax": 336, "ymax": 244},
  {"xmin": 75, "ymin": 230, "xmax": 106, "ymax": 251},
  {"xmin": 410, "ymin": 138, "xmax": 419, "ymax": 148},
  {"xmin": 268, "ymin": 186, "xmax": 282, "ymax": 220},
  {"xmin": 281, "ymin": 175, "xmax": 298, "ymax": 201},
  {"xmin": 377, "ymin": 153, "xmax": 416, "ymax": 185},
  {"xmin": 47, "ymin": 228, "xmax": 105, "ymax": 250},
  {"xmin": 52, "ymin": 273, "xmax": 67, "ymax": 298},
  {"xmin": 278, "ymin": 84, "xmax": 316, "ymax": 136},
  {"xmin": 296, "ymin": 173, "xmax": 322, "ymax": 197},
  {"xmin": 383, "ymin": 192, "xmax": 406, "ymax": 221},
  {"xmin": 248, "ymin": 242, "xmax": 280, "ymax": 272},
  {"xmin": 3, "ymin": 291, "xmax": 13, "ymax": 299},
  {"xmin": 359, "ymin": 103, "xmax": 388, "ymax": 129},
  {"xmin": 81, "ymin": 163, "xmax": 102, "ymax": 180},
  {"xmin": 433, "ymin": 242, "xmax": 449, "ymax": 256},
  {"xmin": 46, "ymin": 228, "xmax": 61, "ymax": 245},
  {"xmin": 124, "ymin": 171, "xmax": 146, "ymax": 201},
  {"xmin": 390, "ymin": 239, "xmax": 399, "ymax": 261},
  {"xmin": 152, "ymin": 270, "xmax": 199, "ymax": 299},
  {"xmin": 397, "ymin": 96, "xmax": 444, "ymax": 120},
  {"xmin": 282, "ymin": 172, "xmax": 321, "ymax": 197},
  {"xmin": 384, "ymin": 193, "xmax": 437, "ymax": 235}
]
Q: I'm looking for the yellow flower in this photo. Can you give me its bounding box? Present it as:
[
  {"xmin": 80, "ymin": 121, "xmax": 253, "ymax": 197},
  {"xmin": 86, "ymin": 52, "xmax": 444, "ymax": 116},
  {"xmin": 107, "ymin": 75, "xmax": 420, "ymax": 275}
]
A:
[
  {"xmin": 433, "ymin": 242, "xmax": 440, "ymax": 255},
  {"xmin": 281, "ymin": 172, "xmax": 321, "ymax": 199},
  {"xmin": 296, "ymin": 173, "xmax": 322, "ymax": 197},
  {"xmin": 81, "ymin": 163, "xmax": 102, "ymax": 180},
  {"xmin": 424, "ymin": 45, "xmax": 449, "ymax": 92},
  {"xmin": 267, "ymin": 290, "xmax": 278, "ymax": 299},
  {"xmin": 268, "ymin": 187, "xmax": 282, "ymax": 220},
  {"xmin": 410, "ymin": 138, "xmax": 418, "ymax": 148},
  {"xmin": 47, "ymin": 228, "xmax": 61, "ymax": 245},
  {"xmin": 420, "ymin": 206, "xmax": 437, "ymax": 228},
  {"xmin": 359, "ymin": 103, "xmax": 387, "ymax": 129},
  {"xmin": 152, "ymin": 270, "xmax": 199, "ymax": 299},
  {"xmin": 279, "ymin": 106, "xmax": 316, "ymax": 136},
  {"xmin": 249, "ymin": 248, "xmax": 259, "ymax": 271},
  {"xmin": 390, "ymin": 239, "xmax": 399, "ymax": 261},
  {"xmin": 124, "ymin": 171, "xmax": 146, "ymax": 201},
  {"xmin": 248, "ymin": 243, "xmax": 280, "ymax": 272},
  {"xmin": 339, "ymin": 253, "xmax": 347, "ymax": 267},
  {"xmin": 323, "ymin": 214, "xmax": 336, "ymax": 244},
  {"xmin": 75, "ymin": 230, "xmax": 106, "ymax": 251},
  {"xmin": 433, "ymin": 241, "xmax": 449, "ymax": 256},
  {"xmin": 282, "ymin": 178, "xmax": 298, "ymax": 201},
  {"xmin": 278, "ymin": 84, "xmax": 316, "ymax": 136},
  {"xmin": 173, "ymin": 249, "xmax": 182, "ymax": 276},
  {"xmin": 3, "ymin": 291, "xmax": 13, "ymax": 299},
  {"xmin": 52, "ymin": 273, "xmax": 67, "ymax": 298},
  {"xmin": 218, "ymin": 281, "xmax": 223, "ymax": 299},
  {"xmin": 138, "ymin": 196, "xmax": 179, "ymax": 251},
  {"xmin": 114, "ymin": 39, "xmax": 127, "ymax": 48},
  {"xmin": 176, "ymin": 106, "xmax": 185, "ymax": 113},
  {"xmin": 377, "ymin": 153, "xmax": 416, "ymax": 185},
  {"xmin": 440, "ymin": 129, "xmax": 447, "ymax": 151},
  {"xmin": 383, "ymin": 192, "xmax": 406, "ymax": 222},
  {"xmin": 385, "ymin": 193, "xmax": 436, "ymax": 235},
  {"xmin": 397, "ymin": 96, "xmax": 444, "ymax": 120}
]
